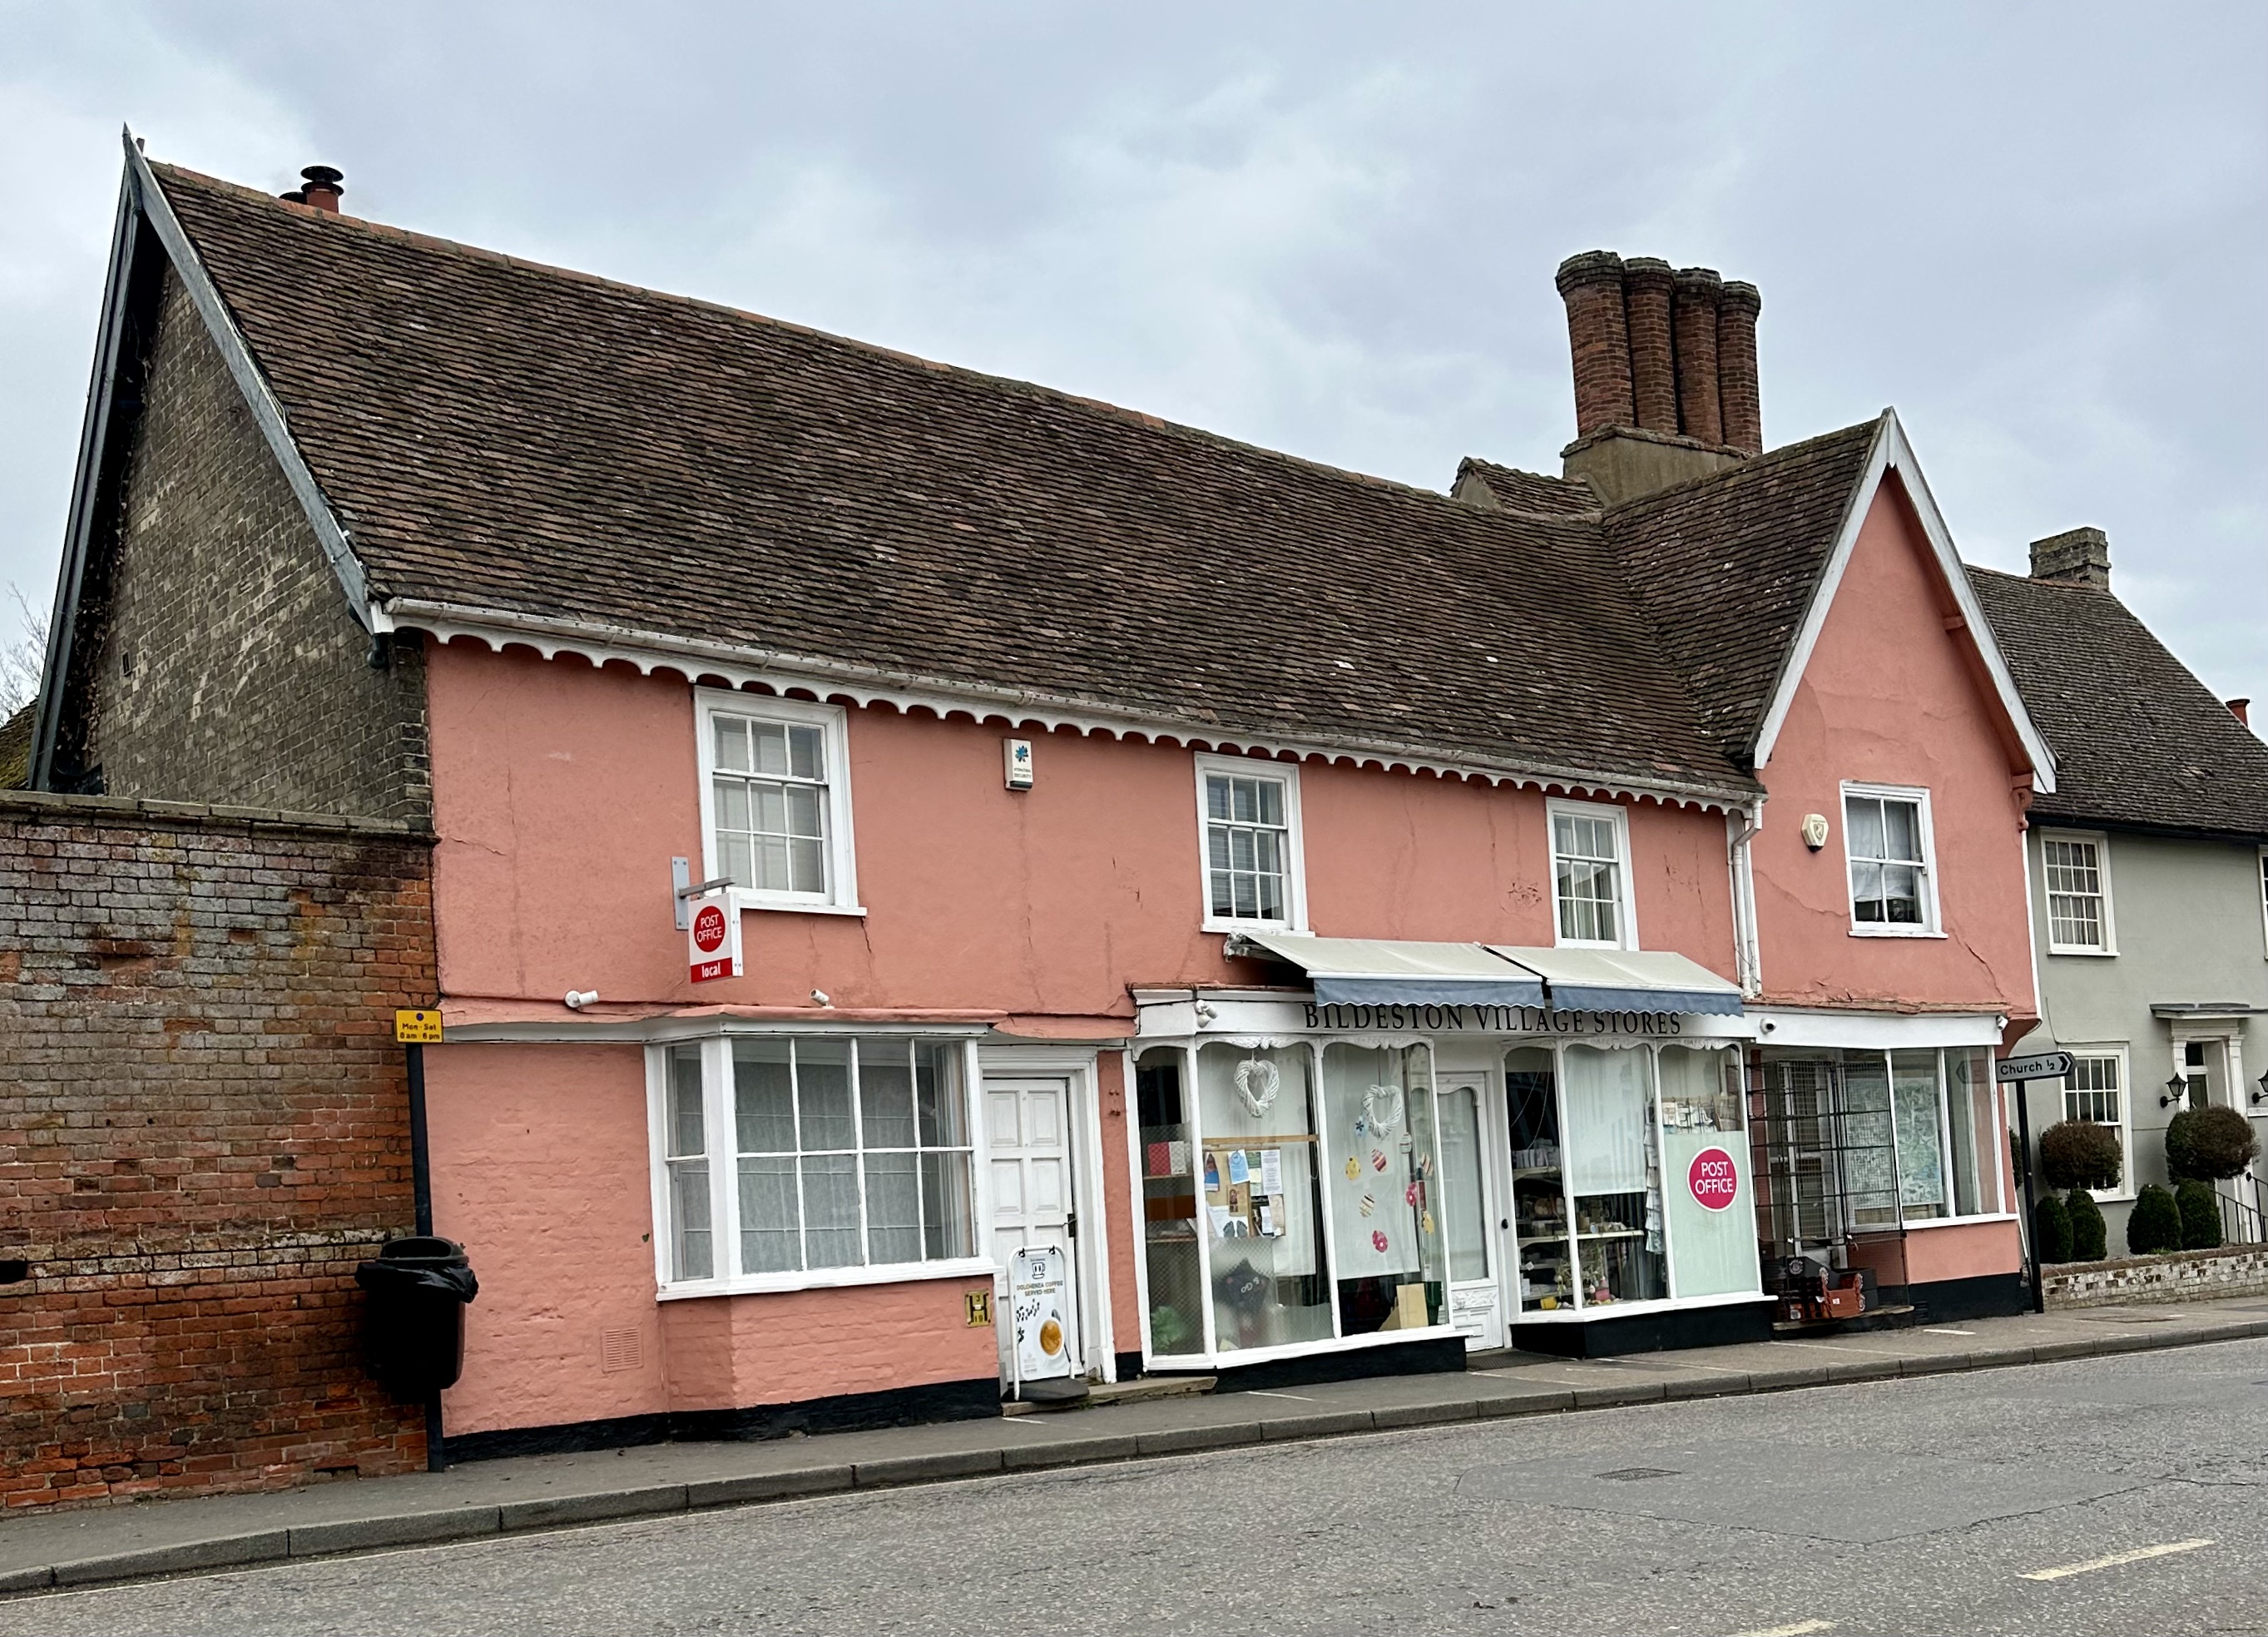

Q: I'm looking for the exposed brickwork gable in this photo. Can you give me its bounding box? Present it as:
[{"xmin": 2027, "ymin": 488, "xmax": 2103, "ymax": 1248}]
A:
[{"xmin": 58, "ymin": 264, "xmax": 429, "ymax": 822}]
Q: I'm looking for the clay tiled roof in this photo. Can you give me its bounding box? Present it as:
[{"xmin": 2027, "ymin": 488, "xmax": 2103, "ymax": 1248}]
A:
[
  {"xmin": 153, "ymin": 162, "xmax": 1769, "ymax": 797},
  {"xmin": 1968, "ymin": 568, "xmax": 2268, "ymax": 841},
  {"xmin": 1452, "ymin": 459, "xmax": 1599, "ymax": 518},
  {"xmin": 1599, "ymin": 421, "xmax": 1883, "ymax": 764},
  {"xmin": 0, "ymin": 702, "xmax": 31, "ymax": 790}
]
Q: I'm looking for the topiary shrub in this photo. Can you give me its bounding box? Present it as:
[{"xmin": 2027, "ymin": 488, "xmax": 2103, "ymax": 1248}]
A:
[
  {"xmin": 2165, "ymin": 1106, "xmax": 2259, "ymax": 1183},
  {"xmin": 2066, "ymin": 1188, "xmax": 2107, "ymax": 1261},
  {"xmin": 2127, "ymin": 1183, "xmax": 2181, "ymax": 1255},
  {"xmin": 2176, "ymin": 1179, "xmax": 2222, "ymax": 1250},
  {"xmin": 2039, "ymin": 1119, "xmax": 2123, "ymax": 1192},
  {"xmin": 2033, "ymin": 1192, "xmax": 2073, "ymax": 1263}
]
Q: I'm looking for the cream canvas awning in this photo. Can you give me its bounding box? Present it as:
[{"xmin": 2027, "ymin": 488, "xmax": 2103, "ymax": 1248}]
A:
[
  {"xmin": 1226, "ymin": 933, "xmax": 1745, "ymax": 1016},
  {"xmin": 1224, "ymin": 934, "xmax": 1546, "ymax": 1008},
  {"xmin": 1485, "ymin": 945, "xmax": 1745, "ymax": 1017}
]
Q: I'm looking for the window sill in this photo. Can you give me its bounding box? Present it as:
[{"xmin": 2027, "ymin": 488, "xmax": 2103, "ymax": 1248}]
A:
[
  {"xmin": 1898, "ymin": 1212, "xmax": 2018, "ymax": 1232},
  {"xmin": 2047, "ymin": 946, "xmax": 2117, "ymax": 959},
  {"xmin": 656, "ymin": 1256, "xmax": 994, "ymax": 1300},
  {"xmin": 1553, "ymin": 937, "xmax": 1636, "ymax": 952},
  {"xmin": 731, "ymin": 894, "xmax": 868, "ymax": 919},
  {"xmin": 1847, "ymin": 925, "xmax": 1946, "ymax": 940},
  {"xmin": 1205, "ymin": 918, "xmax": 1307, "ymax": 936}
]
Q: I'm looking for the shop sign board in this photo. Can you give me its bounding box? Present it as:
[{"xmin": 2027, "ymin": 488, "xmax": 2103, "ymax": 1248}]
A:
[
  {"xmin": 1009, "ymin": 1244, "xmax": 1072, "ymax": 1385},
  {"xmin": 1300, "ymin": 1001, "xmax": 1697, "ymax": 1037},
  {"xmin": 687, "ymin": 893, "xmax": 742, "ymax": 983},
  {"xmin": 1995, "ymin": 1050, "xmax": 2072, "ymax": 1084},
  {"xmin": 1686, "ymin": 1147, "xmax": 1739, "ymax": 1212}
]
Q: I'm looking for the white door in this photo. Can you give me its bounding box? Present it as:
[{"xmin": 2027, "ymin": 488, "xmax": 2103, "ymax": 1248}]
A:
[
  {"xmin": 987, "ymin": 1079, "xmax": 1083, "ymax": 1377},
  {"xmin": 1436, "ymin": 1073, "xmax": 1505, "ymax": 1350}
]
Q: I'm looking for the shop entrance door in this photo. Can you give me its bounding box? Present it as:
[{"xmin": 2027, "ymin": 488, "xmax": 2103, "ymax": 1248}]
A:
[
  {"xmin": 985, "ymin": 1078, "xmax": 1085, "ymax": 1378},
  {"xmin": 1434, "ymin": 1072, "xmax": 1504, "ymax": 1349}
]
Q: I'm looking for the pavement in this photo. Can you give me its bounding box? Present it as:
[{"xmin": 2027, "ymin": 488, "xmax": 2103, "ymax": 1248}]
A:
[{"xmin": 4, "ymin": 1294, "xmax": 2266, "ymax": 1602}]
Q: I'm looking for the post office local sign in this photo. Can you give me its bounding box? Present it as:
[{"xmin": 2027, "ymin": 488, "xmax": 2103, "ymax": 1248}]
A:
[
  {"xmin": 687, "ymin": 893, "xmax": 741, "ymax": 983},
  {"xmin": 1687, "ymin": 1147, "xmax": 1739, "ymax": 1212}
]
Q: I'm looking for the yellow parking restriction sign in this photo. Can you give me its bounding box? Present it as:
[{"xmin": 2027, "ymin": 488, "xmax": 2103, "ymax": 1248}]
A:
[{"xmin": 394, "ymin": 1009, "xmax": 443, "ymax": 1044}]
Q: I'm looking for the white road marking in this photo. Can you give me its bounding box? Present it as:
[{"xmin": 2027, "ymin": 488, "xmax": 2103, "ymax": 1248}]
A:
[
  {"xmin": 1921, "ymin": 1327, "xmax": 1974, "ymax": 1336},
  {"xmin": 1244, "ymin": 1389, "xmax": 1319, "ymax": 1402},
  {"xmin": 2020, "ymin": 1538, "xmax": 2214, "ymax": 1581},
  {"xmin": 1768, "ymin": 1338, "xmax": 1911, "ymax": 1358},
  {"xmin": 1728, "ymin": 1620, "xmax": 1835, "ymax": 1635}
]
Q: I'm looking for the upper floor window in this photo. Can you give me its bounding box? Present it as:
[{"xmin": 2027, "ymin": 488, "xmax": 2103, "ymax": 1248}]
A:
[
  {"xmin": 1842, "ymin": 784, "xmax": 1939, "ymax": 935},
  {"xmin": 1196, "ymin": 755, "xmax": 1305, "ymax": 931},
  {"xmin": 696, "ymin": 691, "xmax": 862, "ymax": 915},
  {"xmin": 1549, "ymin": 800, "xmax": 1634, "ymax": 948},
  {"xmin": 2043, "ymin": 831, "xmax": 2114, "ymax": 955}
]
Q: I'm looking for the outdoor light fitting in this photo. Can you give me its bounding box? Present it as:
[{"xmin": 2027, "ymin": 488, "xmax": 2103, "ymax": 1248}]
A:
[{"xmin": 2162, "ymin": 1072, "xmax": 2189, "ymax": 1109}]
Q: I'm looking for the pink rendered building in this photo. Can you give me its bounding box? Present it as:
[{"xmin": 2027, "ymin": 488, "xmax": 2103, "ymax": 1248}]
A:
[{"xmin": 29, "ymin": 151, "xmax": 2051, "ymax": 1457}]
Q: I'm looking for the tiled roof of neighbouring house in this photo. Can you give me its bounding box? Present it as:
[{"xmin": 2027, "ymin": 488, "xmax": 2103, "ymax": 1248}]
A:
[
  {"xmin": 1968, "ymin": 568, "xmax": 2268, "ymax": 841},
  {"xmin": 1451, "ymin": 459, "xmax": 1600, "ymax": 518}
]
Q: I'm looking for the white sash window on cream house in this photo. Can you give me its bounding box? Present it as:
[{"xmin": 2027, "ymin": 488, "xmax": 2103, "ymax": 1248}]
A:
[{"xmin": 2042, "ymin": 831, "xmax": 2115, "ymax": 955}]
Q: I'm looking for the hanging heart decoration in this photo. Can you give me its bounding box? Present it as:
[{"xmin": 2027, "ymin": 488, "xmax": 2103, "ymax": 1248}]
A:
[
  {"xmin": 1234, "ymin": 1056, "xmax": 1281, "ymax": 1118},
  {"xmin": 1363, "ymin": 1083, "xmax": 1405, "ymax": 1133}
]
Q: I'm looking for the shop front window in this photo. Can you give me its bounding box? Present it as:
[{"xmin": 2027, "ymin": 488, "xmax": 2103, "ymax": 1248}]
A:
[
  {"xmin": 1196, "ymin": 1044, "xmax": 1332, "ymax": 1352},
  {"xmin": 1320, "ymin": 1044, "xmax": 1444, "ymax": 1334},
  {"xmin": 1949, "ymin": 1047, "xmax": 2000, "ymax": 1214},
  {"xmin": 1890, "ymin": 1049, "xmax": 1947, "ymax": 1220},
  {"xmin": 1840, "ymin": 1051, "xmax": 1900, "ymax": 1228},
  {"xmin": 1657, "ymin": 1044, "xmax": 1757, "ymax": 1298},
  {"xmin": 1562, "ymin": 1044, "xmax": 1666, "ymax": 1305},
  {"xmin": 1135, "ymin": 1049, "xmax": 1203, "ymax": 1356},
  {"xmin": 1505, "ymin": 1046, "xmax": 1569, "ymax": 1312}
]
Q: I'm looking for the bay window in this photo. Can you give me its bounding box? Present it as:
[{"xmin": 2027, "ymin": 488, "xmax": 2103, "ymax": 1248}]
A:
[{"xmin": 651, "ymin": 1035, "xmax": 981, "ymax": 1293}]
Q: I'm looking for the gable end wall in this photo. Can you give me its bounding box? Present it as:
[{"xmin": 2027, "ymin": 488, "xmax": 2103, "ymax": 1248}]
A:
[{"xmin": 72, "ymin": 265, "xmax": 429, "ymax": 822}]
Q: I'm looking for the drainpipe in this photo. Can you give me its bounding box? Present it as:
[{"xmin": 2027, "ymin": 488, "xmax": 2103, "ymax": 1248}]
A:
[{"xmin": 1726, "ymin": 802, "xmax": 1764, "ymax": 997}]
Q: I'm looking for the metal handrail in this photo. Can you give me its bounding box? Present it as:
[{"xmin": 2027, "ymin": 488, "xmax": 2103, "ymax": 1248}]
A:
[{"xmin": 2214, "ymin": 1174, "xmax": 2266, "ymax": 1247}]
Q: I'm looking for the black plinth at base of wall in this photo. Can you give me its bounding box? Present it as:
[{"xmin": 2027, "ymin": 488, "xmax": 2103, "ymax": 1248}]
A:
[
  {"xmin": 1905, "ymin": 1272, "xmax": 2029, "ymax": 1324},
  {"xmin": 1206, "ymin": 1333, "xmax": 1468, "ymax": 1393},
  {"xmin": 444, "ymin": 1376, "xmax": 1003, "ymax": 1464},
  {"xmin": 1510, "ymin": 1299, "xmax": 1776, "ymax": 1358}
]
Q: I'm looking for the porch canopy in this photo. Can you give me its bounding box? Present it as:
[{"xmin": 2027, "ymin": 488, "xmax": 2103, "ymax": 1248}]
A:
[
  {"xmin": 1487, "ymin": 945, "xmax": 1746, "ymax": 1017},
  {"xmin": 1225, "ymin": 933, "xmax": 1544, "ymax": 1007},
  {"xmin": 1226, "ymin": 933, "xmax": 1744, "ymax": 1016}
]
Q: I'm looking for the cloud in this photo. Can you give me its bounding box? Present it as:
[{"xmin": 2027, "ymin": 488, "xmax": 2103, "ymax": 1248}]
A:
[{"xmin": 0, "ymin": 0, "xmax": 2261, "ymax": 718}]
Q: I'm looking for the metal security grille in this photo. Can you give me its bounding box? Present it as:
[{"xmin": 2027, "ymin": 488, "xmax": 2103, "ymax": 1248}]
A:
[{"xmin": 1749, "ymin": 1057, "xmax": 1909, "ymax": 1282}]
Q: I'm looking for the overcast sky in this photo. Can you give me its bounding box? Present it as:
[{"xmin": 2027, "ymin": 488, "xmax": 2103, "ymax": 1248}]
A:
[{"xmin": 3, "ymin": 2, "xmax": 2263, "ymax": 721}]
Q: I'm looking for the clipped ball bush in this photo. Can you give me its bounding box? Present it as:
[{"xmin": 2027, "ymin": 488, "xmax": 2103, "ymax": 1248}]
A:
[
  {"xmin": 2039, "ymin": 1119, "xmax": 2123, "ymax": 1192},
  {"xmin": 2033, "ymin": 1192, "xmax": 2073, "ymax": 1263},
  {"xmin": 2176, "ymin": 1179, "xmax": 2222, "ymax": 1250},
  {"xmin": 2165, "ymin": 1106, "xmax": 2259, "ymax": 1183},
  {"xmin": 2127, "ymin": 1183, "xmax": 2181, "ymax": 1255},
  {"xmin": 2066, "ymin": 1188, "xmax": 2107, "ymax": 1262}
]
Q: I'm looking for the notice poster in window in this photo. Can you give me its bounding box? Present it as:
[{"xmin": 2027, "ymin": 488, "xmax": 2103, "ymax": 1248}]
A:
[{"xmin": 1260, "ymin": 1148, "xmax": 1285, "ymax": 1194}]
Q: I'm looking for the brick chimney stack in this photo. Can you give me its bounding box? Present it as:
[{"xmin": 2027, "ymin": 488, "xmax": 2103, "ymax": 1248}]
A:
[
  {"xmin": 1622, "ymin": 258, "xmax": 1679, "ymax": 434},
  {"xmin": 282, "ymin": 166, "xmax": 344, "ymax": 212},
  {"xmin": 2029, "ymin": 527, "xmax": 2112, "ymax": 590},
  {"xmin": 1716, "ymin": 281, "xmax": 1763, "ymax": 454},
  {"xmin": 1552, "ymin": 250, "xmax": 1765, "ymax": 503},
  {"xmin": 1671, "ymin": 268, "xmax": 1724, "ymax": 447},
  {"xmin": 1555, "ymin": 252, "xmax": 1637, "ymax": 438}
]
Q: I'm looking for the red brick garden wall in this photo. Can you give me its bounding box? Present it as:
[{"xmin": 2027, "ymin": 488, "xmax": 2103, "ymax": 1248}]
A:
[{"xmin": 0, "ymin": 791, "xmax": 435, "ymax": 1511}]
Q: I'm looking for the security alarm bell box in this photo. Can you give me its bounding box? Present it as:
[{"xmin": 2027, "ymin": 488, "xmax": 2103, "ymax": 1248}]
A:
[{"xmin": 1004, "ymin": 737, "xmax": 1035, "ymax": 790}]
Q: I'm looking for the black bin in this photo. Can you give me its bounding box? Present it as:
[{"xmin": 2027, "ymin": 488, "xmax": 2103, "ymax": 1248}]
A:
[{"xmin": 356, "ymin": 1236, "xmax": 478, "ymax": 1394}]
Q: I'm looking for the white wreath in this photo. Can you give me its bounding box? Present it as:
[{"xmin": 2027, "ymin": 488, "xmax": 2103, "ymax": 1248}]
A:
[
  {"xmin": 1363, "ymin": 1084, "xmax": 1405, "ymax": 1133},
  {"xmin": 1234, "ymin": 1057, "xmax": 1282, "ymax": 1118}
]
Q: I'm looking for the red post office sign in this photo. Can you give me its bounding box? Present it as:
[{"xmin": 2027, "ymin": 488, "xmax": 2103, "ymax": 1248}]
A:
[
  {"xmin": 687, "ymin": 893, "xmax": 741, "ymax": 983},
  {"xmin": 1687, "ymin": 1146, "xmax": 1739, "ymax": 1212}
]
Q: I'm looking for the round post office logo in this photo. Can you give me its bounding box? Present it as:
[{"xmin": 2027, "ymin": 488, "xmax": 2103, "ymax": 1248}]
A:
[{"xmin": 1687, "ymin": 1147, "xmax": 1739, "ymax": 1211}]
